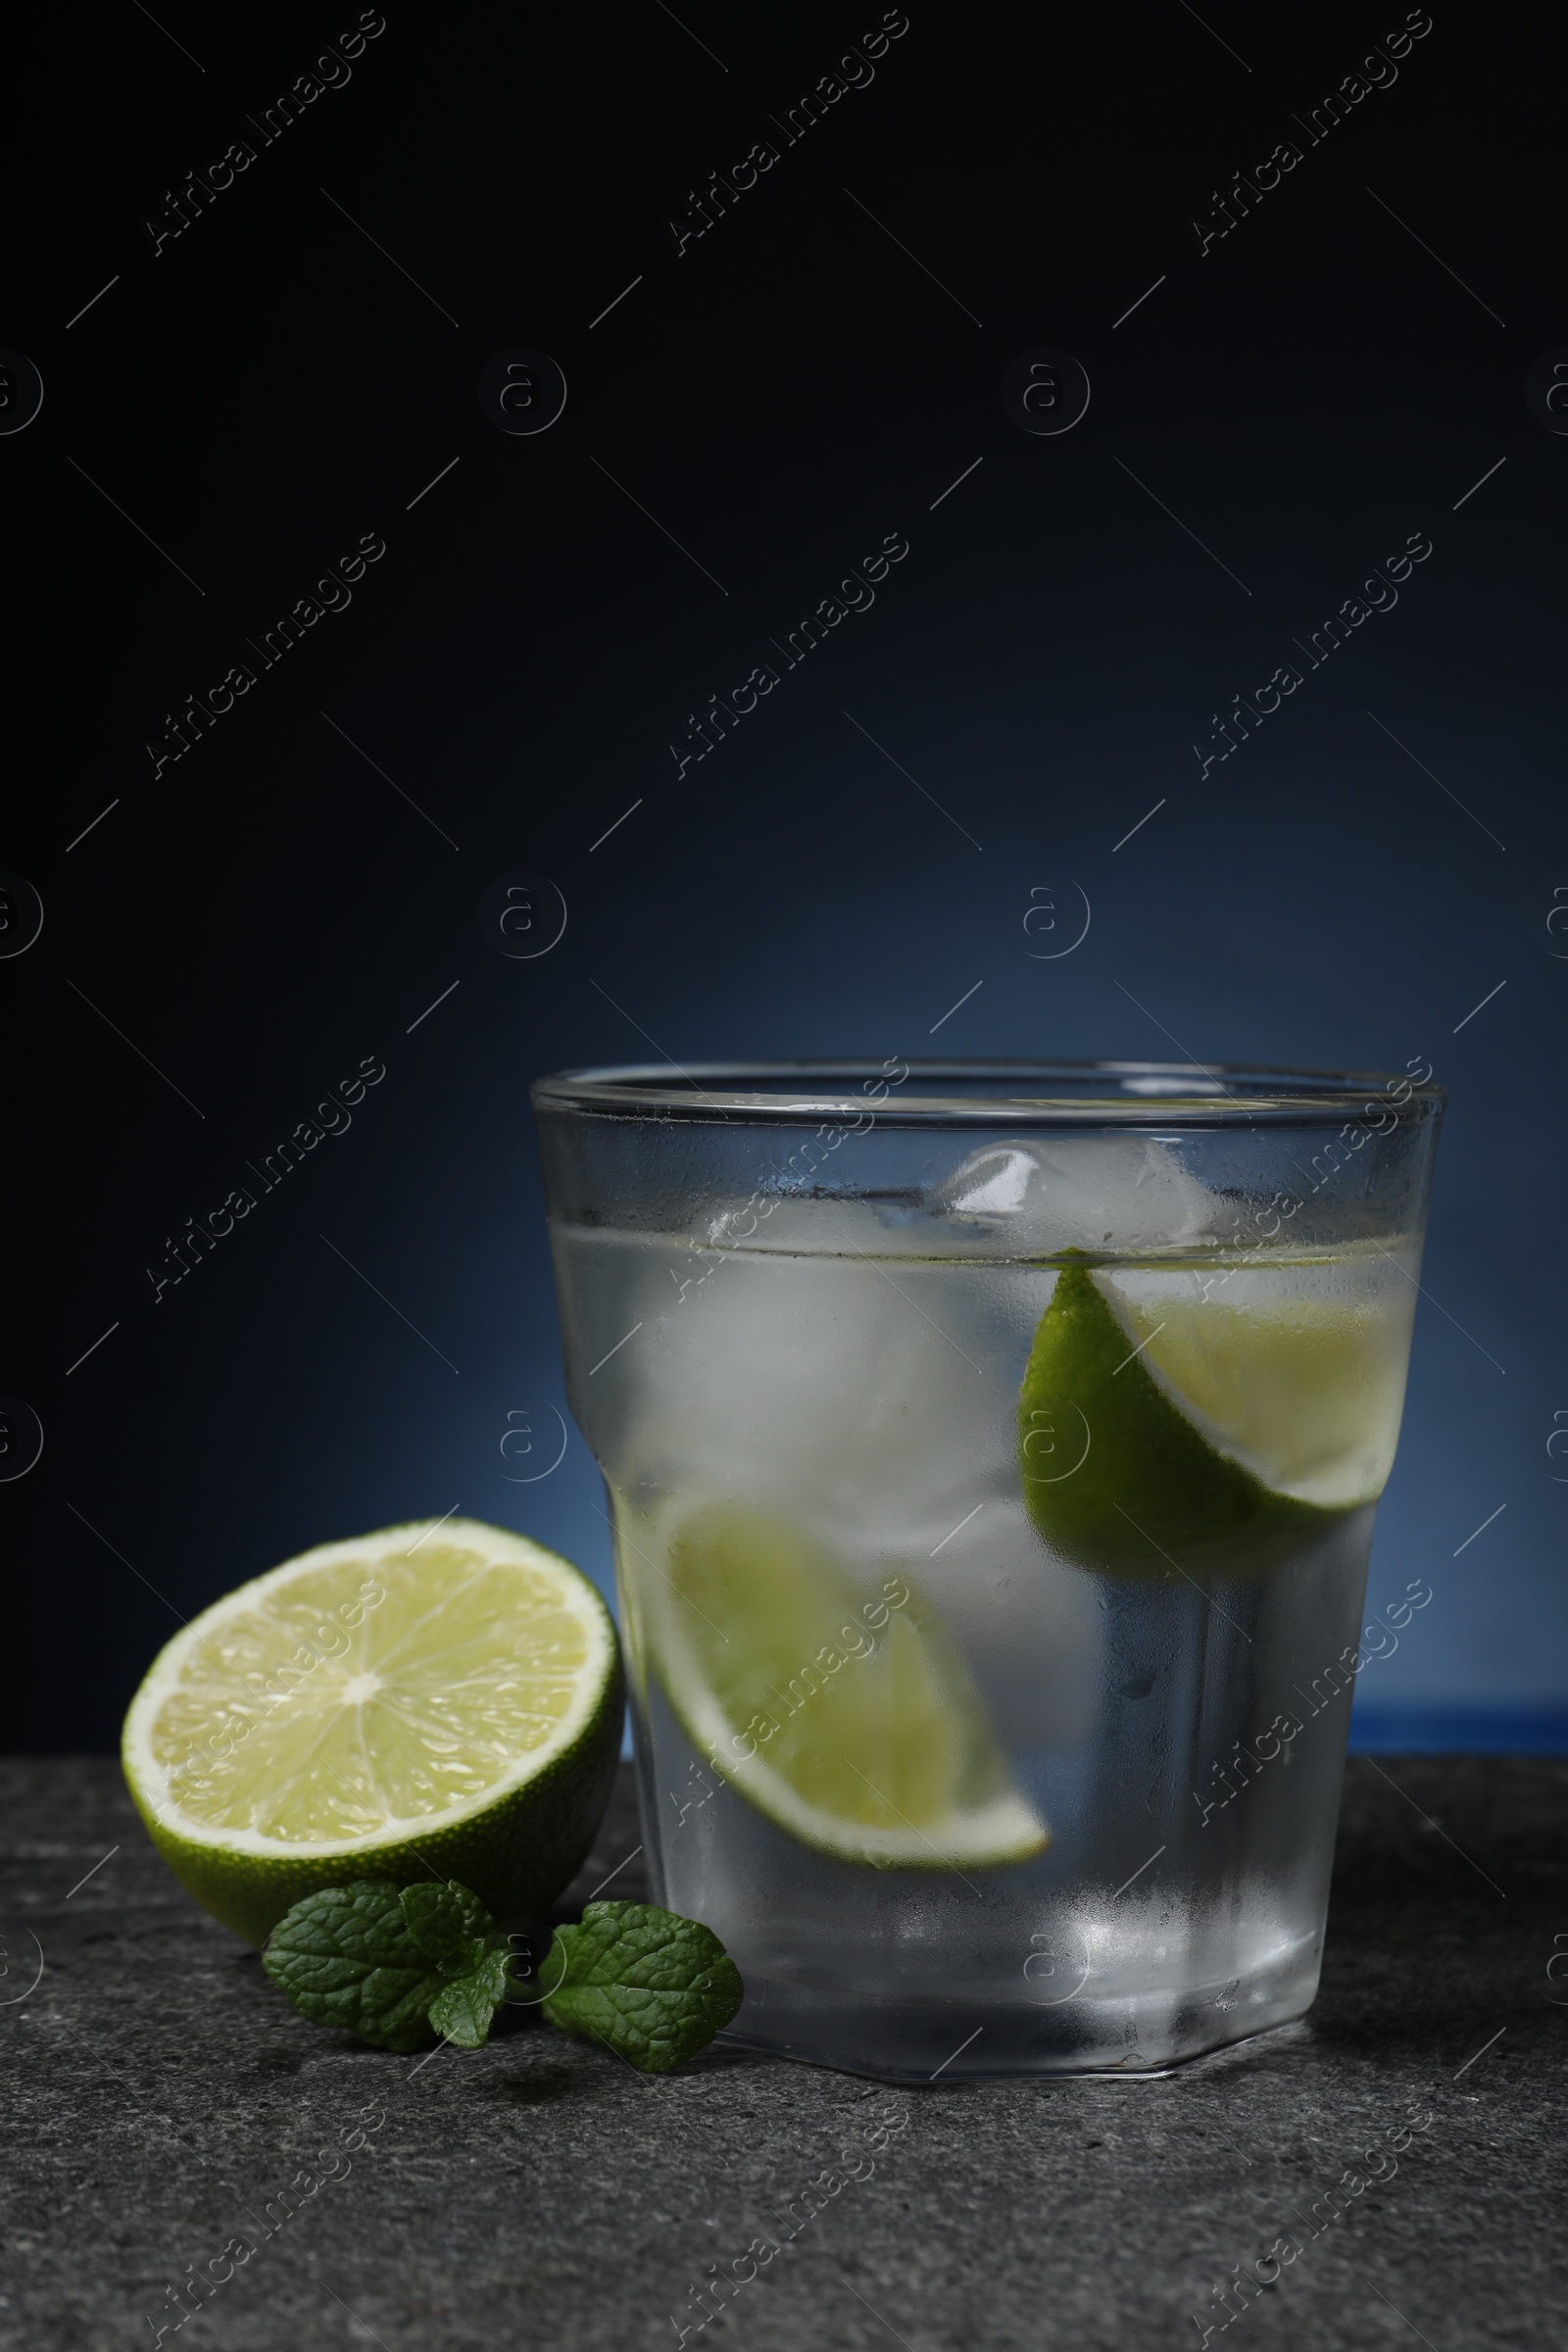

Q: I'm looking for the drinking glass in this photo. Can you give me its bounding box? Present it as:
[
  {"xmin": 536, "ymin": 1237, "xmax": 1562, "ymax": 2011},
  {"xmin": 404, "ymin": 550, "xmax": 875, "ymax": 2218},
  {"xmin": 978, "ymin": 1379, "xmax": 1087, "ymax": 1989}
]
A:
[{"xmin": 532, "ymin": 1059, "xmax": 1443, "ymax": 2080}]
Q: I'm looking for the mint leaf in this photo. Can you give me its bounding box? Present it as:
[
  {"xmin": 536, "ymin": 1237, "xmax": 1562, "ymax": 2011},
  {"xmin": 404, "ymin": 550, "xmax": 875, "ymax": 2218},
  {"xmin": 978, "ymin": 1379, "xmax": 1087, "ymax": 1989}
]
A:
[
  {"xmin": 428, "ymin": 1948, "xmax": 512, "ymax": 2047},
  {"xmin": 262, "ymin": 1882, "xmax": 740, "ymax": 2069},
  {"xmin": 540, "ymin": 1901, "xmax": 743, "ymax": 2074},
  {"xmin": 399, "ymin": 1881, "xmax": 493, "ymax": 1971},
  {"xmin": 262, "ymin": 1882, "xmax": 446, "ymax": 2053}
]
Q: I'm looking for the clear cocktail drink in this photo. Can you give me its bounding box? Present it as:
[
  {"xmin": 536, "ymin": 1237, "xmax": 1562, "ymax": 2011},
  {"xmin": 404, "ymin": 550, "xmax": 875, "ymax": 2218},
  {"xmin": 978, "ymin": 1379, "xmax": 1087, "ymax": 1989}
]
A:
[{"xmin": 534, "ymin": 1062, "xmax": 1442, "ymax": 2079}]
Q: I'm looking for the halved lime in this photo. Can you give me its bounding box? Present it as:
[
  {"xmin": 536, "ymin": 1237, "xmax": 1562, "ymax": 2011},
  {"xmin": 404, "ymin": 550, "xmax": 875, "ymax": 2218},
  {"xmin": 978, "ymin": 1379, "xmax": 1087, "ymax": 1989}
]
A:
[
  {"xmin": 643, "ymin": 1502, "xmax": 1048, "ymax": 1868},
  {"xmin": 1017, "ymin": 1265, "xmax": 1364, "ymax": 1580},
  {"xmin": 122, "ymin": 1518, "xmax": 622, "ymax": 1944}
]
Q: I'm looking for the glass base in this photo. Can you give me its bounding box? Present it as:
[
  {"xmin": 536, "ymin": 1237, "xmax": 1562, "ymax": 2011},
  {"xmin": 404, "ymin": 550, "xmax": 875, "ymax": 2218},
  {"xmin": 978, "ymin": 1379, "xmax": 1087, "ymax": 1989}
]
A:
[{"xmin": 715, "ymin": 1940, "xmax": 1322, "ymax": 2081}]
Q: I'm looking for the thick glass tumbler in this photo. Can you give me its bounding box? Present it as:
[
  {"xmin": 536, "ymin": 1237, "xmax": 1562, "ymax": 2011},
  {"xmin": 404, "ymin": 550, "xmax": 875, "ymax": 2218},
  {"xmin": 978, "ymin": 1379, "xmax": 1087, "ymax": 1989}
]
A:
[{"xmin": 532, "ymin": 1060, "xmax": 1443, "ymax": 2080}]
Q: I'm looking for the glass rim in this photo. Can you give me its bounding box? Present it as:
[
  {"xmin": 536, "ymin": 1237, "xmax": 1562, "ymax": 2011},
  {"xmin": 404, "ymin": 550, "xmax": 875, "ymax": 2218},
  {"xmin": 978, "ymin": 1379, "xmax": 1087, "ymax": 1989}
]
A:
[{"xmin": 530, "ymin": 1057, "xmax": 1446, "ymax": 1128}]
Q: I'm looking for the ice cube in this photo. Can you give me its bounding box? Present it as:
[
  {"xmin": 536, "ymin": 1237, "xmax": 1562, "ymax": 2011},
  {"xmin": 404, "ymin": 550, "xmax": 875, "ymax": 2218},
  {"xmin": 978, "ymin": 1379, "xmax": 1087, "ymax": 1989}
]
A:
[
  {"xmin": 613, "ymin": 1214, "xmax": 992, "ymax": 1538},
  {"xmin": 935, "ymin": 1136, "xmax": 1214, "ymax": 1253},
  {"xmin": 912, "ymin": 1495, "xmax": 1101, "ymax": 1749}
]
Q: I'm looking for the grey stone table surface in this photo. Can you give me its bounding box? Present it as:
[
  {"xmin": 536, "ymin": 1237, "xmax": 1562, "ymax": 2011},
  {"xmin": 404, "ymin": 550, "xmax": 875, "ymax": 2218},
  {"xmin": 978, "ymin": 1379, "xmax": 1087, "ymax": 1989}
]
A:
[{"xmin": 2, "ymin": 1758, "xmax": 1565, "ymax": 2352}]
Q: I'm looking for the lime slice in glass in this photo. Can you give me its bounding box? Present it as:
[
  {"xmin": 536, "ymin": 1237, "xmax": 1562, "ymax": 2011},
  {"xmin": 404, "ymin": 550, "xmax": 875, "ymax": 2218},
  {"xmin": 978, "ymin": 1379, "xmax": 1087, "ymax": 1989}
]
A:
[
  {"xmin": 643, "ymin": 1502, "xmax": 1048, "ymax": 1868},
  {"xmin": 1016, "ymin": 1264, "xmax": 1395, "ymax": 1580},
  {"xmin": 1105, "ymin": 1272, "xmax": 1413, "ymax": 1507}
]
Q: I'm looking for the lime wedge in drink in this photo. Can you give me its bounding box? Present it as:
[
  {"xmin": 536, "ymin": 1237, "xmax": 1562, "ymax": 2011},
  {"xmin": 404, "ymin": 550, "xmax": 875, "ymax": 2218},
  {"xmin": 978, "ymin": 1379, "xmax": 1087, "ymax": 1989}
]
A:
[
  {"xmin": 1107, "ymin": 1276, "xmax": 1411, "ymax": 1507},
  {"xmin": 122, "ymin": 1518, "xmax": 622, "ymax": 1944},
  {"xmin": 643, "ymin": 1502, "xmax": 1048, "ymax": 1868},
  {"xmin": 1017, "ymin": 1264, "xmax": 1396, "ymax": 1580}
]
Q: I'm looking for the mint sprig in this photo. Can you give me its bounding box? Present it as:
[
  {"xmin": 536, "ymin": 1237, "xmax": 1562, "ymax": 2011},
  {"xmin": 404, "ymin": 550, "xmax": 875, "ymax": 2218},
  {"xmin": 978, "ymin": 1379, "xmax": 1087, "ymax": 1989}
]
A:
[{"xmin": 262, "ymin": 1883, "xmax": 742, "ymax": 2071}]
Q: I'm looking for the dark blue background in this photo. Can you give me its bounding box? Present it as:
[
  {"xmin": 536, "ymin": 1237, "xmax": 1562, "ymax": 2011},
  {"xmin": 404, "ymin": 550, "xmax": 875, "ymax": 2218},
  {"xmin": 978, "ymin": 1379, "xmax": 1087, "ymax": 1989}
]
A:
[{"xmin": 9, "ymin": 0, "xmax": 1564, "ymax": 1750}]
